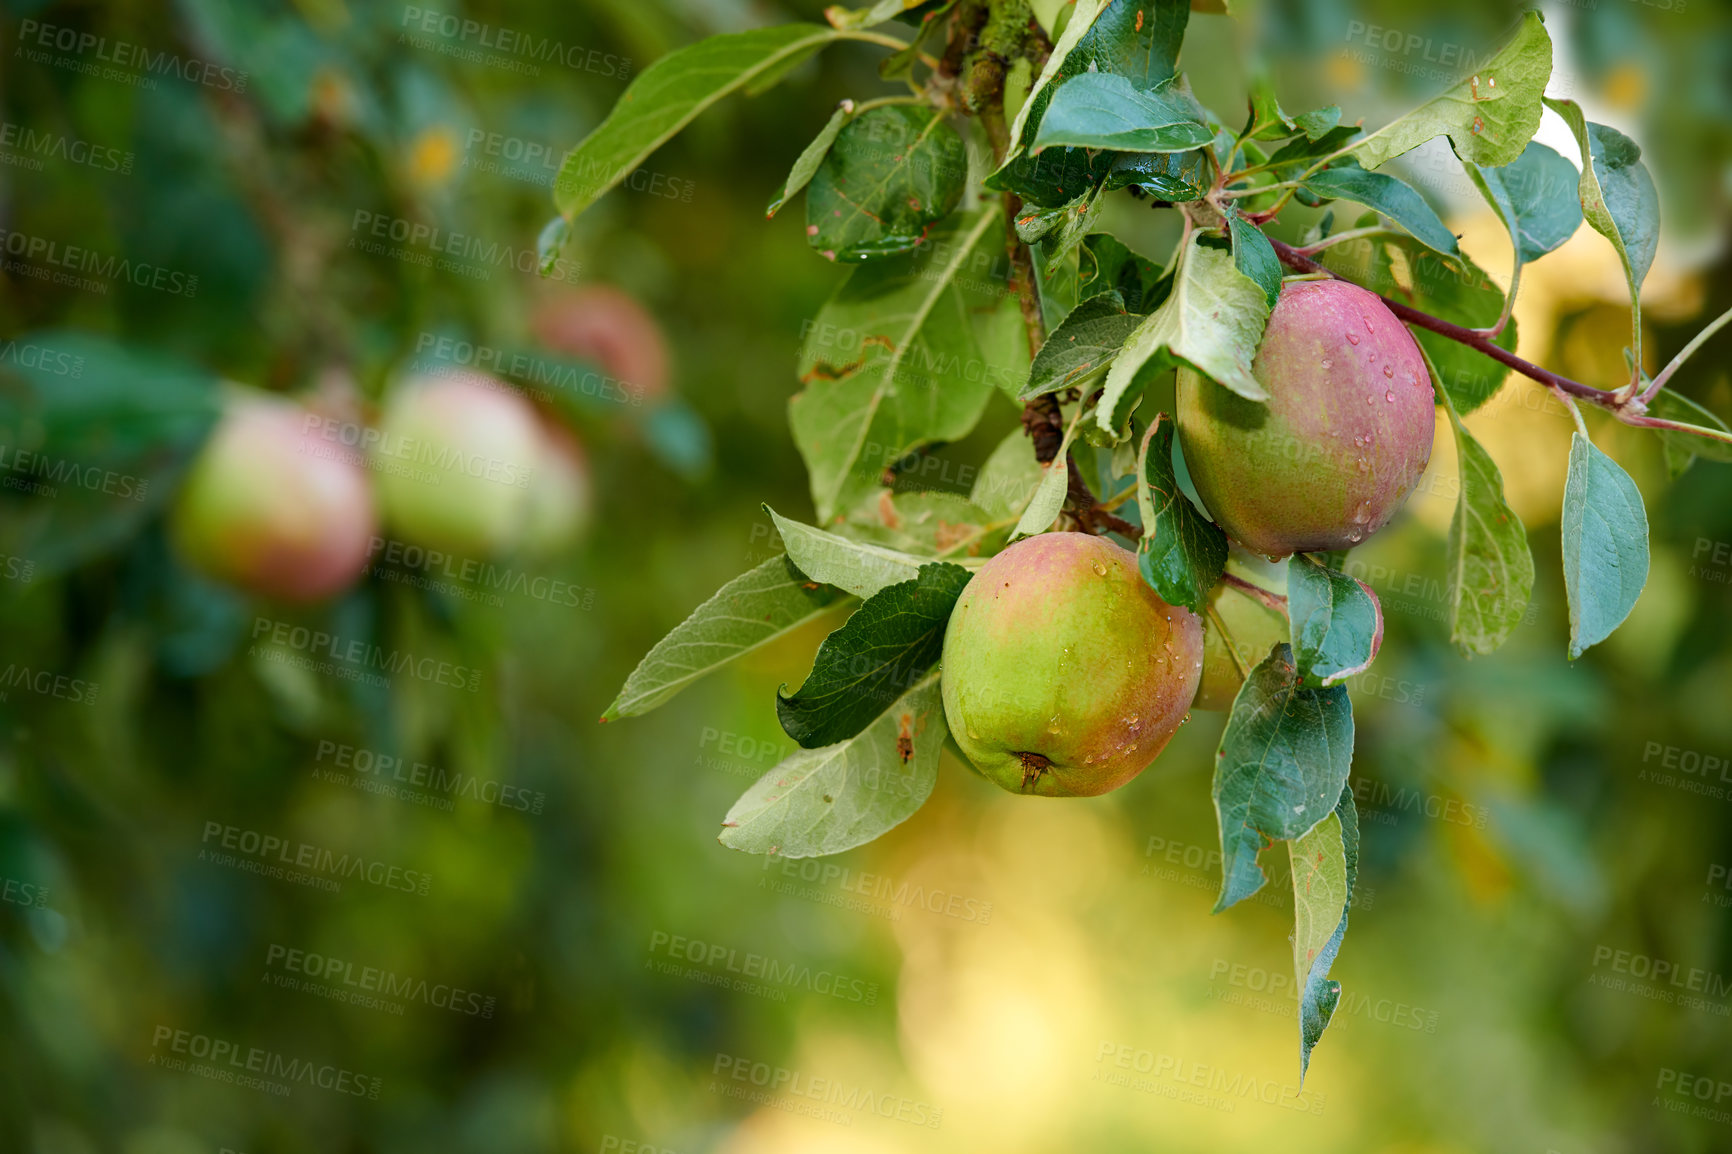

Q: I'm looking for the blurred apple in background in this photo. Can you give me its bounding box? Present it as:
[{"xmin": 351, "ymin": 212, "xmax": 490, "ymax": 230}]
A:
[
  {"xmin": 520, "ymin": 417, "xmax": 593, "ymax": 557},
  {"xmin": 170, "ymin": 388, "xmax": 377, "ymax": 601},
  {"xmin": 531, "ymin": 283, "xmax": 670, "ymax": 403},
  {"xmin": 372, "ymin": 372, "xmax": 543, "ymax": 557}
]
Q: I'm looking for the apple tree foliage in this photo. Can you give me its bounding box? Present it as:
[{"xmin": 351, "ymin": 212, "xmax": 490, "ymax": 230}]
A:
[{"xmin": 549, "ymin": 0, "xmax": 1732, "ymax": 1076}]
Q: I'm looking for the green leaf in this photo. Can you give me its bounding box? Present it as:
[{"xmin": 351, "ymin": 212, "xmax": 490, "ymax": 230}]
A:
[
  {"xmin": 1319, "ymin": 235, "xmax": 1515, "ymax": 414},
  {"xmin": 1463, "ymin": 141, "xmax": 1583, "ymax": 266},
  {"xmin": 1560, "ymin": 433, "xmax": 1649, "ymax": 660},
  {"xmin": 1135, "ymin": 415, "xmax": 1226, "ymax": 613},
  {"xmin": 766, "ymin": 105, "xmax": 849, "ymax": 219},
  {"xmin": 1021, "ymin": 292, "xmax": 1142, "ymax": 400},
  {"xmin": 777, "ymin": 562, "xmax": 971, "ymax": 747},
  {"xmin": 1266, "ymin": 125, "xmax": 1359, "ymax": 175},
  {"xmin": 972, "ymin": 430, "xmax": 1047, "ymax": 522},
  {"xmin": 1287, "ymin": 555, "xmax": 1384, "ymax": 686},
  {"xmin": 1351, "ymin": 11, "xmax": 1551, "ymax": 171},
  {"xmin": 1033, "ymin": 242, "xmax": 1082, "ymax": 333},
  {"xmin": 1646, "ymin": 390, "xmax": 1732, "ymax": 475},
  {"xmin": 806, "ymin": 105, "xmax": 967, "ymax": 261},
  {"xmin": 792, "ymin": 209, "xmax": 1012, "ymax": 521},
  {"xmin": 1442, "ymin": 399, "xmax": 1534, "ymax": 656},
  {"xmin": 1032, "ymin": 74, "xmax": 1212, "ymax": 154},
  {"xmin": 824, "ymin": 0, "xmax": 924, "ymax": 30},
  {"xmin": 1012, "ymin": 411, "xmax": 1083, "ymax": 539},
  {"xmin": 841, "ymin": 491, "xmax": 1006, "ymax": 557},
  {"xmin": 1301, "ymin": 162, "xmax": 1459, "ymax": 258},
  {"xmin": 554, "ymin": 25, "xmax": 859, "ymax": 221},
  {"xmin": 1543, "ymin": 99, "xmax": 1660, "ymax": 382},
  {"xmin": 1101, "ymin": 238, "xmax": 1271, "ymax": 431},
  {"xmin": 603, "ymin": 555, "xmax": 847, "ymax": 720},
  {"xmin": 1291, "ymin": 785, "xmax": 1359, "ymax": 1079},
  {"xmin": 767, "ymin": 506, "xmax": 931, "ymax": 598},
  {"xmin": 1104, "ymin": 149, "xmax": 1208, "ymax": 203},
  {"xmin": 721, "ymin": 671, "xmax": 945, "ymax": 857},
  {"xmin": 1079, "ymin": 233, "xmax": 1169, "ymax": 312},
  {"xmin": 1016, "ymin": 184, "xmax": 1108, "ymax": 262},
  {"xmin": 0, "ymin": 333, "xmax": 219, "ymax": 575},
  {"xmin": 1227, "ymin": 213, "xmax": 1282, "ymax": 309},
  {"xmin": 1212, "ymin": 643, "xmax": 1354, "ymax": 913},
  {"xmin": 990, "ymin": 0, "xmax": 1190, "ymax": 205},
  {"xmin": 1244, "ymin": 78, "xmax": 1338, "ymax": 143}
]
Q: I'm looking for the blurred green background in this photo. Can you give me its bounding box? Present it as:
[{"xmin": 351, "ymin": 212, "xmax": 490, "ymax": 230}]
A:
[{"xmin": 3, "ymin": 0, "xmax": 1732, "ymax": 1151}]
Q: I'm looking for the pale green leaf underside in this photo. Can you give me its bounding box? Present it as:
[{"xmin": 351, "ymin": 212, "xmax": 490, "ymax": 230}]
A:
[
  {"xmin": 1445, "ymin": 407, "xmax": 1534, "ymax": 656},
  {"xmin": 791, "ymin": 208, "xmax": 1011, "ymax": 521},
  {"xmin": 721, "ymin": 672, "xmax": 945, "ymax": 857},
  {"xmin": 767, "ymin": 506, "xmax": 937, "ymax": 599},
  {"xmin": 1101, "ymin": 239, "xmax": 1271, "ymax": 429},
  {"xmin": 603, "ymin": 554, "xmax": 847, "ymax": 720},
  {"xmin": 1352, "ymin": 11, "xmax": 1551, "ymax": 171}
]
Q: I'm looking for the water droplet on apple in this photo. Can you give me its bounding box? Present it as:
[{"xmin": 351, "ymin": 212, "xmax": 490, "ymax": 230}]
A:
[
  {"xmin": 1346, "ymin": 332, "xmax": 1360, "ymax": 346},
  {"xmin": 1385, "ymin": 390, "xmax": 1396, "ymax": 403},
  {"xmin": 1383, "ymin": 364, "xmax": 1394, "ymax": 379}
]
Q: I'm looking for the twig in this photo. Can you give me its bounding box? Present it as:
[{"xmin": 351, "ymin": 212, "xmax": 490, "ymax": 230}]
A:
[{"xmin": 1637, "ymin": 302, "xmax": 1732, "ymax": 405}]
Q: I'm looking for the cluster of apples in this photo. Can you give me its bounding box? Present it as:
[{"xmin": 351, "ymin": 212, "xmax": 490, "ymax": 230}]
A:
[
  {"xmin": 169, "ymin": 286, "xmax": 665, "ymax": 602},
  {"xmin": 943, "ymin": 281, "xmax": 1435, "ymax": 797}
]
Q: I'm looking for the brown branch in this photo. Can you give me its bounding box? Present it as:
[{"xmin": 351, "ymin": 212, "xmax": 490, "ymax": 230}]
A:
[{"xmin": 1266, "ymin": 237, "xmax": 1624, "ymax": 409}]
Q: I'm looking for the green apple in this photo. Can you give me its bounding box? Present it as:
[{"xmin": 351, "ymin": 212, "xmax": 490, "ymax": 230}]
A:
[
  {"xmin": 372, "ymin": 373, "xmax": 542, "ymax": 557},
  {"xmin": 940, "ymin": 532, "xmax": 1203, "ymax": 797},
  {"xmin": 171, "ymin": 389, "xmax": 377, "ymax": 601}
]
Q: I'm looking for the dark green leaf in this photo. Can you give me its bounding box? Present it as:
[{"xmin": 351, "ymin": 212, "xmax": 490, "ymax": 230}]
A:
[
  {"xmin": 1079, "ymin": 233, "xmax": 1169, "ymax": 312},
  {"xmin": 1032, "ymin": 74, "xmax": 1212, "ymax": 155},
  {"xmin": 1021, "ymin": 292, "xmax": 1141, "ymax": 399},
  {"xmin": 1103, "ymin": 148, "xmax": 1208, "ymax": 201},
  {"xmin": 1135, "ymin": 416, "xmax": 1226, "ymax": 613},
  {"xmin": 1463, "ymin": 141, "xmax": 1583, "ymax": 266},
  {"xmin": 989, "ymin": 0, "xmax": 1191, "ymax": 205},
  {"xmin": 1646, "ymin": 389, "xmax": 1732, "ymax": 475},
  {"xmin": 1266, "ymin": 125, "xmax": 1359, "ymax": 176},
  {"xmin": 1544, "ymin": 99, "xmax": 1659, "ymax": 381},
  {"xmin": 1292, "ymin": 785, "xmax": 1358, "ymax": 1078},
  {"xmin": 1033, "ymin": 241, "xmax": 1081, "ymax": 332},
  {"xmin": 777, "ymin": 562, "xmax": 971, "ymax": 747},
  {"xmin": 1287, "ymin": 555, "xmax": 1384, "ymax": 686},
  {"xmin": 1293, "ymin": 106, "xmax": 1343, "ymax": 141},
  {"xmin": 1443, "ymin": 402, "xmax": 1534, "ymax": 655},
  {"xmin": 806, "ymin": 105, "xmax": 966, "ymax": 261},
  {"xmin": 1320, "ymin": 235, "xmax": 1516, "ymax": 414},
  {"xmin": 721, "ymin": 671, "xmax": 945, "ymax": 857},
  {"xmin": 1352, "ymin": 11, "xmax": 1551, "ymax": 170},
  {"xmin": 1227, "ymin": 213, "xmax": 1282, "ymax": 308},
  {"xmin": 603, "ymin": 555, "xmax": 846, "ymax": 720},
  {"xmin": 1302, "ymin": 162, "xmax": 1459, "ymax": 258},
  {"xmin": 555, "ymin": 25, "xmax": 855, "ymax": 221},
  {"xmin": 1212, "ymin": 643, "xmax": 1355, "ymax": 912},
  {"xmin": 1544, "ymin": 100, "xmax": 1660, "ymax": 293},
  {"xmin": 0, "ymin": 332, "xmax": 219, "ymax": 575},
  {"xmin": 1560, "ymin": 433, "xmax": 1649, "ymax": 660},
  {"xmin": 767, "ymin": 105, "xmax": 849, "ymax": 219}
]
